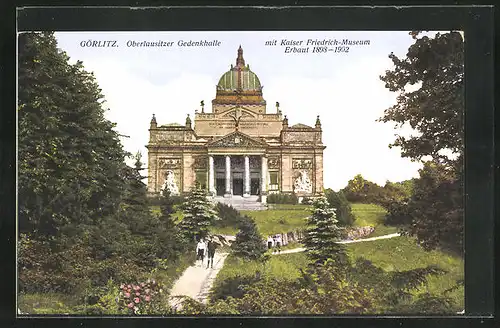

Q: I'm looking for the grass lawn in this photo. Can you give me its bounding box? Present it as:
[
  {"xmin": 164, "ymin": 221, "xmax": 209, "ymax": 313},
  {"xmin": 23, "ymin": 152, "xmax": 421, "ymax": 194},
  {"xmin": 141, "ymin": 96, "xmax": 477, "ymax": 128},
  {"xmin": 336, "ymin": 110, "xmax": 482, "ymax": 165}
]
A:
[
  {"xmin": 212, "ymin": 252, "xmax": 308, "ymax": 289},
  {"xmin": 347, "ymin": 236, "xmax": 464, "ymax": 309},
  {"xmin": 351, "ymin": 203, "xmax": 399, "ymax": 237},
  {"xmin": 240, "ymin": 207, "xmax": 311, "ymax": 236},
  {"xmin": 157, "ymin": 203, "xmax": 397, "ymax": 239}
]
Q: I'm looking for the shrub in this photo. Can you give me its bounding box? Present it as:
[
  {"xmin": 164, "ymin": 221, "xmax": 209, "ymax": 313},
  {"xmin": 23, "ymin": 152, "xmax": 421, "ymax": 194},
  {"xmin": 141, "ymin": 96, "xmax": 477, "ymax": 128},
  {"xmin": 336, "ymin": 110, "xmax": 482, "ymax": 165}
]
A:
[
  {"xmin": 301, "ymin": 197, "xmax": 313, "ymax": 205},
  {"xmin": 210, "ymin": 275, "xmax": 259, "ymax": 302},
  {"xmin": 214, "ymin": 203, "xmax": 246, "ymax": 228},
  {"xmin": 325, "ymin": 189, "xmax": 356, "ymax": 226},
  {"xmin": 148, "ymin": 195, "xmax": 184, "ymax": 207},
  {"xmin": 231, "ymin": 216, "xmax": 267, "ymax": 260},
  {"xmin": 266, "ymin": 193, "xmax": 298, "ymax": 205},
  {"xmin": 117, "ymin": 279, "xmax": 171, "ymax": 315}
]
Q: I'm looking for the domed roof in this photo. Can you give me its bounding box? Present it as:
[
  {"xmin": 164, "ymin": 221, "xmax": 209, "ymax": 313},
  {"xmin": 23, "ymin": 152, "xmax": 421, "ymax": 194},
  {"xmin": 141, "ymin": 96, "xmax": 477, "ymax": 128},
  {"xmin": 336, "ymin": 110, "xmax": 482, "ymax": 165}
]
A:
[{"xmin": 217, "ymin": 46, "xmax": 262, "ymax": 91}]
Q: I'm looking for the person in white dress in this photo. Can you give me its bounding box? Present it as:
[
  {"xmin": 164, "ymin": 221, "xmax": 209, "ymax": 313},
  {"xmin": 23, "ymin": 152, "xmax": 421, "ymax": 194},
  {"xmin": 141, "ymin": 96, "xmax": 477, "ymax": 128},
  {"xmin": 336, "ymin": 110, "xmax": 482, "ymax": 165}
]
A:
[
  {"xmin": 196, "ymin": 238, "xmax": 207, "ymax": 267},
  {"xmin": 275, "ymin": 234, "xmax": 282, "ymax": 254}
]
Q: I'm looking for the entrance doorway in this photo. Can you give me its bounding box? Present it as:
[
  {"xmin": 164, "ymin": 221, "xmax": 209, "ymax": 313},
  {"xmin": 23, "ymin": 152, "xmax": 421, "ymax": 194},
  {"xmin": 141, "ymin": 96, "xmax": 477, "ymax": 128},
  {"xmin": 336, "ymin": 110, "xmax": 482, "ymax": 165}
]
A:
[
  {"xmin": 216, "ymin": 178, "xmax": 225, "ymax": 196},
  {"xmin": 250, "ymin": 178, "xmax": 260, "ymax": 195},
  {"xmin": 233, "ymin": 178, "xmax": 244, "ymax": 196}
]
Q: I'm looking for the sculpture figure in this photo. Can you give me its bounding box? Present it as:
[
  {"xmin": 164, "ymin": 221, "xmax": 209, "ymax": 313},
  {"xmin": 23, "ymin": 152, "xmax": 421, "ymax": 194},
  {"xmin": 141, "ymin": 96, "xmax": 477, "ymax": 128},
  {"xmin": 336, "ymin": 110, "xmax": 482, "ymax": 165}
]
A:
[
  {"xmin": 161, "ymin": 170, "xmax": 180, "ymax": 195},
  {"xmin": 293, "ymin": 170, "xmax": 312, "ymax": 193}
]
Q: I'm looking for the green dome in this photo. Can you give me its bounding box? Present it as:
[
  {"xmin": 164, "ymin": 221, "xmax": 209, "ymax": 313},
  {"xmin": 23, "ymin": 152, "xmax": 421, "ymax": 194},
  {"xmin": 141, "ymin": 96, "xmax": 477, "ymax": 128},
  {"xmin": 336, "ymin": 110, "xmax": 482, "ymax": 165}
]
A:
[
  {"xmin": 217, "ymin": 46, "xmax": 262, "ymax": 91},
  {"xmin": 217, "ymin": 67, "xmax": 262, "ymax": 91}
]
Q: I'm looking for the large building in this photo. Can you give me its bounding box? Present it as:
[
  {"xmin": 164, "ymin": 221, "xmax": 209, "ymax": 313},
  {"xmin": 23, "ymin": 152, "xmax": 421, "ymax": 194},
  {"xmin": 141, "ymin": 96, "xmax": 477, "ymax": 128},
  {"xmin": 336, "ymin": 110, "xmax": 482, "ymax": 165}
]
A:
[{"xmin": 147, "ymin": 46, "xmax": 325, "ymax": 203}]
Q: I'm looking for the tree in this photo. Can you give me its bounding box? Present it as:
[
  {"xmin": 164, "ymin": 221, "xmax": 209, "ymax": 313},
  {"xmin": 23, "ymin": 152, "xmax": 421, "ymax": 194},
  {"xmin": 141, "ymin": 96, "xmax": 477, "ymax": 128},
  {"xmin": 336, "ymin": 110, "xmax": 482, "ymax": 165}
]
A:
[
  {"xmin": 403, "ymin": 161, "xmax": 464, "ymax": 253},
  {"xmin": 231, "ymin": 216, "xmax": 267, "ymax": 260},
  {"xmin": 378, "ymin": 31, "xmax": 464, "ymax": 163},
  {"xmin": 379, "ymin": 31, "xmax": 464, "ymax": 253},
  {"xmin": 302, "ymin": 197, "xmax": 349, "ymax": 267},
  {"xmin": 324, "ymin": 189, "xmax": 355, "ymax": 226},
  {"xmin": 342, "ymin": 174, "xmax": 385, "ymax": 204},
  {"xmin": 178, "ymin": 184, "xmax": 219, "ymax": 242},
  {"xmin": 17, "ymin": 32, "xmax": 157, "ymax": 293},
  {"xmin": 18, "ymin": 32, "xmax": 126, "ymax": 243}
]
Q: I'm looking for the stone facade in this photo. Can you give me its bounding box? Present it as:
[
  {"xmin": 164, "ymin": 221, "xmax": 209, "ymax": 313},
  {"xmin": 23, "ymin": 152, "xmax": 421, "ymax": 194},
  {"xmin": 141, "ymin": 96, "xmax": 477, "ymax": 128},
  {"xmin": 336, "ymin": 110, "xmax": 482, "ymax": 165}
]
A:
[{"xmin": 147, "ymin": 46, "xmax": 326, "ymax": 202}]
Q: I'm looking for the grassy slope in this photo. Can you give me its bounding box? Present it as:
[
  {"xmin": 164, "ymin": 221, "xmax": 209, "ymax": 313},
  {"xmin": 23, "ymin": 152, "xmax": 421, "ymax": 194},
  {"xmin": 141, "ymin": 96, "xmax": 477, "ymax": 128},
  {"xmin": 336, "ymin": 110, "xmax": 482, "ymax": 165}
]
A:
[
  {"xmin": 347, "ymin": 236, "xmax": 464, "ymax": 309},
  {"xmin": 211, "ymin": 252, "xmax": 309, "ymax": 295},
  {"xmin": 351, "ymin": 203, "xmax": 399, "ymax": 237}
]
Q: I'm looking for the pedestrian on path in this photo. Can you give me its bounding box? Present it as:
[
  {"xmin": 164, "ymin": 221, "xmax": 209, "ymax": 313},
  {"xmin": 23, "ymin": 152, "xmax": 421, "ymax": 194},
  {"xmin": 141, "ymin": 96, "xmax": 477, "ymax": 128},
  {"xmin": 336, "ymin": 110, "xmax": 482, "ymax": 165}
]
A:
[
  {"xmin": 267, "ymin": 235, "xmax": 274, "ymax": 250},
  {"xmin": 275, "ymin": 234, "xmax": 282, "ymax": 254},
  {"xmin": 196, "ymin": 238, "xmax": 207, "ymax": 267},
  {"xmin": 206, "ymin": 238, "xmax": 218, "ymax": 269}
]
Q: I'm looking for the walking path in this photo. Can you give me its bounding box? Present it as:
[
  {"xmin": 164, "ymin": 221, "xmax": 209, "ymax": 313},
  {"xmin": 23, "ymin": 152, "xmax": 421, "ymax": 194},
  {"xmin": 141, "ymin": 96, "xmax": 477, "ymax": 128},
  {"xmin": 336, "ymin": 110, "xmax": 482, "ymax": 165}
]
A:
[
  {"xmin": 168, "ymin": 252, "xmax": 229, "ymax": 310},
  {"xmin": 274, "ymin": 233, "xmax": 401, "ymax": 255},
  {"xmin": 168, "ymin": 232, "xmax": 401, "ymax": 308}
]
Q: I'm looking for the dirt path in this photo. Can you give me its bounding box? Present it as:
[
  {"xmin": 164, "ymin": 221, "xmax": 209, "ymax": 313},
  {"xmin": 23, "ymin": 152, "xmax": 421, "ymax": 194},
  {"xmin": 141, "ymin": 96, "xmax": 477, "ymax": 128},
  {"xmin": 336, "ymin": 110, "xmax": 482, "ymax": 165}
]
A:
[
  {"xmin": 274, "ymin": 232, "xmax": 401, "ymax": 255},
  {"xmin": 168, "ymin": 251, "xmax": 229, "ymax": 310},
  {"xmin": 167, "ymin": 232, "xmax": 401, "ymax": 309}
]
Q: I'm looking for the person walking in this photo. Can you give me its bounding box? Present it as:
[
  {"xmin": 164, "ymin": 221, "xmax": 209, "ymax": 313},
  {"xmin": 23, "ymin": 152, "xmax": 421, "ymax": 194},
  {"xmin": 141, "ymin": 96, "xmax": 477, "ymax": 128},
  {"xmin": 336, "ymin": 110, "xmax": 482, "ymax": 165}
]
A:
[
  {"xmin": 267, "ymin": 235, "xmax": 274, "ymax": 250},
  {"xmin": 206, "ymin": 238, "xmax": 218, "ymax": 269},
  {"xmin": 196, "ymin": 238, "xmax": 207, "ymax": 267},
  {"xmin": 275, "ymin": 234, "xmax": 282, "ymax": 254}
]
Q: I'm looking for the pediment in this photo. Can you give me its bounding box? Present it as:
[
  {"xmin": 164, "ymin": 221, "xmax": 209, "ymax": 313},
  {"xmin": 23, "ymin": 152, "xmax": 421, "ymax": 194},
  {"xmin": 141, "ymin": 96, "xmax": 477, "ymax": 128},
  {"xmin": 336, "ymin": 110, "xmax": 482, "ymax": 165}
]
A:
[{"xmin": 207, "ymin": 131, "xmax": 267, "ymax": 148}]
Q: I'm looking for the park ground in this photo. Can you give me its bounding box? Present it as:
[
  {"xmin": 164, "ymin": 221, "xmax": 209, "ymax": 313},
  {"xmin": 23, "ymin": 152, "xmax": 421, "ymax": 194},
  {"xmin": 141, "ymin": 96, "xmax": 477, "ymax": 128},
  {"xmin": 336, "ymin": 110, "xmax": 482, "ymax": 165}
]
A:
[{"xmin": 19, "ymin": 203, "xmax": 464, "ymax": 314}]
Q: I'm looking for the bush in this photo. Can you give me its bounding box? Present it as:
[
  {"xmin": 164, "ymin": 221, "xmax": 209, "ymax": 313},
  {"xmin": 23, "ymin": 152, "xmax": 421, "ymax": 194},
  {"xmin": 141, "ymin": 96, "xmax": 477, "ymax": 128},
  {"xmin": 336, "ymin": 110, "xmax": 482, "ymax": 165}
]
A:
[
  {"xmin": 210, "ymin": 275, "xmax": 259, "ymax": 302},
  {"xmin": 214, "ymin": 203, "xmax": 246, "ymax": 228},
  {"xmin": 231, "ymin": 216, "xmax": 267, "ymax": 260},
  {"xmin": 301, "ymin": 197, "xmax": 313, "ymax": 205},
  {"xmin": 266, "ymin": 193, "xmax": 298, "ymax": 205},
  {"xmin": 325, "ymin": 189, "xmax": 356, "ymax": 226},
  {"xmin": 148, "ymin": 194, "xmax": 185, "ymax": 207}
]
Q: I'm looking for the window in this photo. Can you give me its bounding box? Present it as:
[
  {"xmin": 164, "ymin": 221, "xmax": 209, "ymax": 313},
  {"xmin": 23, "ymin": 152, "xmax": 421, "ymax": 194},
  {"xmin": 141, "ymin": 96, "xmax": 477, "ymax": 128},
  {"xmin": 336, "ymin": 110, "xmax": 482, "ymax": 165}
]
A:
[
  {"xmin": 269, "ymin": 171, "xmax": 279, "ymax": 191},
  {"xmin": 195, "ymin": 171, "xmax": 207, "ymax": 190}
]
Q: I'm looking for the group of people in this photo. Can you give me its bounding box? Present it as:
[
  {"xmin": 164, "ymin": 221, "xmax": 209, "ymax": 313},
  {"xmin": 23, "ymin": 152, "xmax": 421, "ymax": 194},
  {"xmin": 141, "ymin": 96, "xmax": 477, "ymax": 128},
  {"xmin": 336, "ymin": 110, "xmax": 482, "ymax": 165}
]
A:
[
  {"xmin": 196, "ymin": 237, "xmax": 218, "ymax": 269},
  {"xmin": 267, "ymin": 234, "xmax": 282, "ymax": 254}
]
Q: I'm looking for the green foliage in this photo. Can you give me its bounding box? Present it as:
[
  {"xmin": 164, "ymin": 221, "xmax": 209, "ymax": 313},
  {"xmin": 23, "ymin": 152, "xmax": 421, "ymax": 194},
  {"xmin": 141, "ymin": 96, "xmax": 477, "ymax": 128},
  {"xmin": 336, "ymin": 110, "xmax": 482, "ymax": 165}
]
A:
[
  {"xmin": 117, "ymin": 279, "xmax": 171, "ymax": 315},
  {"xmin": 214, "ymin": 202, "xmax": 246, "ymax": 228},
  {"xmin": 18, "ymin": 32, "xmax": 126, "ymax": 241},
  {"xmin": 347, "ymin": 236, "xmax": 464, "ymax": 310},
  {"xmin": 231, "ymin": 216, "xmax": 267, "ymax": 260},
  {"xmin": 378, "ymin": 31, "xmax": 464, "ymax": 163},
  {"xmin": 239, "ymin": 206, "xmax": 310, "ymax": 236},
  {"xmin": 179, "ymin": 185, "xmax": 219, "ymax": 242},
  {"xmin": 349, "ymin": 257, "xmax": 455, "ymax": 314},
  {"xmin": 266, "ymin": 193, "xmax": 298, "ymax": 204},
  {"xmin": 351, "ymin": 203, "xmax": 398, "ymax": 237},
  {"xmin": 148, "ymin": 194, "xmax": 185, "ymax": 207},
  {"xmin": 379, "ymin": 31, "xmax": 464, "ymax": 256},
  {"xmin": 324, "ymin": 189, "xmax": 355, "ymax": 226},
  {"xmin": 186, "ymin": 258, "xmax": 377, "ymax": 315},
  {"xmin": 401, "ymin": 161, "xmax": 464, "ymax": 253},
  {"xmin": 303, "ymin": 197, "xmax": 348, "ymax": 267},
  {"xmin": 301, "ymin": 197, "xmax": 313, "ymax": 205}
]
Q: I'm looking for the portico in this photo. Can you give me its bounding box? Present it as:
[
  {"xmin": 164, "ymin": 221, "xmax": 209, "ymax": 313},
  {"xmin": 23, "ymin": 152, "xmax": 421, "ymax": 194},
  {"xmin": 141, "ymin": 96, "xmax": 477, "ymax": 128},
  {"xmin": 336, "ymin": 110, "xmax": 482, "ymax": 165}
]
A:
[{"xmin": 208, "ymin": 154, "xmax": 267, "ymax": 198}]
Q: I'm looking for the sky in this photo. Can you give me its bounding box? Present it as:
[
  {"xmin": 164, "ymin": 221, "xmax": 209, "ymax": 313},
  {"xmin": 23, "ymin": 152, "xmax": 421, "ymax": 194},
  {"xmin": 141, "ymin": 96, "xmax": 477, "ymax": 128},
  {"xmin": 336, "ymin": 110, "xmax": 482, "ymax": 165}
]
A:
[{"xmin": 53, "ymin": 31, "xmax": 434, "ymax": 191}]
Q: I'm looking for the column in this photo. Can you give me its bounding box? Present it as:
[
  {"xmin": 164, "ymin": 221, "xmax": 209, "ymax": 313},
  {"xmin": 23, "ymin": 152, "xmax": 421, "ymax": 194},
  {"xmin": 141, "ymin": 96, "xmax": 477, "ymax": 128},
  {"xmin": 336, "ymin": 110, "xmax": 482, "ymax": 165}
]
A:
[
  {"xmin": 208, "ymin": 155, "xmax": 215, "ymax": 196},
  {"xmin": 243, "ymin": 155, "xmax": 250, "ymax": 197},
  {"xmin": 224, "ymin": 155, "xmax": 231, "ymax": 197},
  {"xmin": 260, "ymin": 155, "xmax": 268, "ymax": 203}
]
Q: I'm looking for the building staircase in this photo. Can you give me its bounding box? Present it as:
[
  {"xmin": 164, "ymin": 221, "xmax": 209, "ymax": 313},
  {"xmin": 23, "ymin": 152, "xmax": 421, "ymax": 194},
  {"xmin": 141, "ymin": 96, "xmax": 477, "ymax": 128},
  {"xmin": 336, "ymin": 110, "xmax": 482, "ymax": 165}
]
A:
[{"xmin": 212, "ymin": 195, "xmax": 268, "ymax": 211}]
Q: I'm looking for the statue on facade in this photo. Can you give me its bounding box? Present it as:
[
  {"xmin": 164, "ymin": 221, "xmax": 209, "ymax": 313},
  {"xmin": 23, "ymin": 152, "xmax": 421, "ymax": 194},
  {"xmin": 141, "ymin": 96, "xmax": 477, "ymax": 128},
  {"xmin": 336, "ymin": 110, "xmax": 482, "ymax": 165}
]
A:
[
  {"xmin": 293, "ymin": 170, "xmax": 312, "ymax": 194},
  {"xmin": 161, "ymin": 170, "xmax": 179, "ymax": 195}
]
